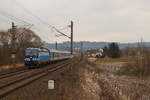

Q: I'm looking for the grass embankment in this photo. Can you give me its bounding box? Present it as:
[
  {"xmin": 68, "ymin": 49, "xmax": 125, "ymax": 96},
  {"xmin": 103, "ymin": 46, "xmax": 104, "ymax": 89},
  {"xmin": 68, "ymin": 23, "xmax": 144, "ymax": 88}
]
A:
[{"xmin": 88, "ymin": 57, "xmax": 150, "ymax": 100}]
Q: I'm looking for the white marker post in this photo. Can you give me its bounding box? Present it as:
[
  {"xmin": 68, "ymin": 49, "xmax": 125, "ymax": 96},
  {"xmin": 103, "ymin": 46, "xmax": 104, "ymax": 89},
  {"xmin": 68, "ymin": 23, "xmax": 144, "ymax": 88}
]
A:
[
  {"xmin": 48, "ymin": 80, "xmax": 54, "ymax": 89},
  {"xmin": 11, "ymin": 54, "xmax": 15, "ymax": 59}
]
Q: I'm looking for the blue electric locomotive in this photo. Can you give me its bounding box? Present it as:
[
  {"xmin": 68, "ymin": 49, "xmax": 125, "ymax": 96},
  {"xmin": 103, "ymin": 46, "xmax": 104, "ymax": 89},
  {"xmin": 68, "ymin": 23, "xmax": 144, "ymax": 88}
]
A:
[{"xmin": 24, "ymin": 47, "xmax": 71, "ymax": 68}]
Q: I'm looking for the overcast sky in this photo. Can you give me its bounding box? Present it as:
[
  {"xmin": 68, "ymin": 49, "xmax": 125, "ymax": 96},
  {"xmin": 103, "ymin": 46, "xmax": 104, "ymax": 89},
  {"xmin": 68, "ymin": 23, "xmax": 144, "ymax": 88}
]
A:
[{"xmin": 0, "ymin": 0, "xmax": 150, "ymax": 43}]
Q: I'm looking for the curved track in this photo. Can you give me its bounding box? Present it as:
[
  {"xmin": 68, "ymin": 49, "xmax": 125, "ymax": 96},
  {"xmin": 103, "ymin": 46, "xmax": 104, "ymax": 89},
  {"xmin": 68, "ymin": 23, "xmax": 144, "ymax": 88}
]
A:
[{"xmin": 0, "ymin": 59, "xmax": 71, "ymax": 99}]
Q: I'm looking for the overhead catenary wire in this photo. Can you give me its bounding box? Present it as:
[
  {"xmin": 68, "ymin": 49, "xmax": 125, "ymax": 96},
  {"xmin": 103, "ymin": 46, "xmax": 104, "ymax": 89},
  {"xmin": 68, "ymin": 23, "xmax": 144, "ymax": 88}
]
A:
[
  {"xmin": 0, "ymin": 0, "xmax": 70, "ymax": 43},
  {"xmin": 14, "ymin": 24, "xmax": 34, "ymax": 40},
  {"xmin": 52, "ymin": 27, "xmax": 70, "ymax": 39},
  {"xmin": 13, "ymin": 0, "xmax": 54, "ymax": 28},
  {"xmin": 11, "ymin": 0, "xmax": 57, "ymax": 43},
  {"xmin": 0, "ymin": 10, "xmax": 31, "ymax": 26},
  {"xmin": 0, "ymin": 10, "xmax": 53, "ymax": 42},
  {"xmin": 57, "ymin": 25, "xmax": 70, "ymax": 31},
  {"xmin": 32, "ymin": 26, "xmax": 55, "ymax": 42},
  {"xmin": 12, "ymin": 0, "xmax": 70, "ymax": 39}
]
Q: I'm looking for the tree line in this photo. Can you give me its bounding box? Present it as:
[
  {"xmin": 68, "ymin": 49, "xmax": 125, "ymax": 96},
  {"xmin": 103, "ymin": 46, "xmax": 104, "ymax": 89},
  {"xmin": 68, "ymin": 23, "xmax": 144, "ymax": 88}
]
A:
[{"xmin": 102, "ymin": 42, "xmax": 121, "ymax": 58}]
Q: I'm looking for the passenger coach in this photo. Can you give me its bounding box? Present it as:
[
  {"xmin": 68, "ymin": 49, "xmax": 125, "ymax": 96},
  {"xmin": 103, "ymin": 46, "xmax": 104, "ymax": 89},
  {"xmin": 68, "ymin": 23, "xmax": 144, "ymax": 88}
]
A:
[{"xmin": 24, "ymin": 48, "xmax": 72, "ymax": 68}]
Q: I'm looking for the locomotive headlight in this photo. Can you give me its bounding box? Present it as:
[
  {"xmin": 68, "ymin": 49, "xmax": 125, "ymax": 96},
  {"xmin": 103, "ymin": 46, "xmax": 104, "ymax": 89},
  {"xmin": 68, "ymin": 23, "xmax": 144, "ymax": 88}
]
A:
[
  {"xmin": 25, "ymin": 58, "xmax": 30, "ymax": 61},
  {"xmin": 32, "ymin": 58, "xmax": 39, "ymax": 61},
  {"xmin": 32, "ymin": 58, "xmax": 37, "ymax": 61}
]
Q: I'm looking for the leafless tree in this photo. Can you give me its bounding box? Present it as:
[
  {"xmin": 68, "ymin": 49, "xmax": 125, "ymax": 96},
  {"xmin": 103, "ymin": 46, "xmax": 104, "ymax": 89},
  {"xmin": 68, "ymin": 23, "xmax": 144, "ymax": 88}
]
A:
[{"xmin": 0, "ymin": 27, "xmax": 42, "ymax": 66}]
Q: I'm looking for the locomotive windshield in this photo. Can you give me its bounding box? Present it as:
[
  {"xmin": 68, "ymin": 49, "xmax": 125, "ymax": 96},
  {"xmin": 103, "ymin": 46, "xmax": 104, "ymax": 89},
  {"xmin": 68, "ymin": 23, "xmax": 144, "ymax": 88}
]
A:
[{"xmin": 25, "ymin": 49, "xmax": 38, "ymax": 57}]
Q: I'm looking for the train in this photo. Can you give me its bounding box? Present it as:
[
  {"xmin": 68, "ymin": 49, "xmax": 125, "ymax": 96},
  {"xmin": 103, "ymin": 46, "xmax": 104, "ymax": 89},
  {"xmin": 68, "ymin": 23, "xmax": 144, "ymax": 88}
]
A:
[{"xmin": 24, "ymin": 47, "xmax": 72, "ymax": 68}]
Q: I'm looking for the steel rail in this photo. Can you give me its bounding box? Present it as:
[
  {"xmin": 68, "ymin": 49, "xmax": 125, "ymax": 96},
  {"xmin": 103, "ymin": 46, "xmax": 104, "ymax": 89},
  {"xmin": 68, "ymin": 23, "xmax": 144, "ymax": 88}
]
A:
[{"xmin": 0, "ymin": 59, "xmax": 71, "ymax": 98}]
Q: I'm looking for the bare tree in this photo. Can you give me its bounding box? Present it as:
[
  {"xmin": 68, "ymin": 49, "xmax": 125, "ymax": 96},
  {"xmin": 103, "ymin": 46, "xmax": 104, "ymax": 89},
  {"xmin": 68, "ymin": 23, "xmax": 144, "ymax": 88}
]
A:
[{"xmin": 0, "ymin": 27, "xmax": 42, "ymax": 66}]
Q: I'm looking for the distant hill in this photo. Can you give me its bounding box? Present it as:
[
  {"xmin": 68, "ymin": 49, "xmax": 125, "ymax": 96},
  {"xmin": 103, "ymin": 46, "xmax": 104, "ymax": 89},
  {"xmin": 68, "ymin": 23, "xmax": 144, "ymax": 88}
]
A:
[{"xmin": 44, "ymin": 41, "xmax": 150, "ymax": 51}]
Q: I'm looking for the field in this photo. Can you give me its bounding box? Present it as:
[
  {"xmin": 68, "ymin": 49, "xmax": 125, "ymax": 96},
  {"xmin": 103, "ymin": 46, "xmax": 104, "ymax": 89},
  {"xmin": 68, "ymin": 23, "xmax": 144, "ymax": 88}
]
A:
[{"xmin": 88, "ymin": 57, "xmax": 150, "ymax": 100}]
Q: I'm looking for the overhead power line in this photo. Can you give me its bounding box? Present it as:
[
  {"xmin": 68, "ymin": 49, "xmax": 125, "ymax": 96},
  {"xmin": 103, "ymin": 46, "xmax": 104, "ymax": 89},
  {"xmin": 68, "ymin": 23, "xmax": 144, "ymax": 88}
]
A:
[
  {"xmin": 12, "ymin": 0, "xmax": 71, "ymax": 40},
  {"xmin": 52, "ymin": 27, "xmax": 71, "ymax": 39},
  {"xmin": 13, "ymin": 0, "xmax": 53, "ymax": 28},
  {"xmin": 57, "ymin": 25, "xmax": 70, "ymax": 31},
  {"xmin": 0, "ymin": 10, "xmax": 31, "ymax": 26},
  {"xmin": 12, "ymin": 0, "xmax": 57, "ymax": 43},
  {"xmin": 14, "ymin": 24, "xmax": 34, "ymax": 40},
  {"xmin": 0, "ymin": 0, "xmax": 71, "ymax": 43}
]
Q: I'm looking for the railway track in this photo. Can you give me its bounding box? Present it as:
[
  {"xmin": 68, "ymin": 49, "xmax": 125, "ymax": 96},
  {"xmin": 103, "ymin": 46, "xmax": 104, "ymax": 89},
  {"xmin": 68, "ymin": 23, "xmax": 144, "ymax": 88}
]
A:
[
  {"xmin": 0, "ymin": 59, "xmax": 68, "ymax": 80},
  {"xmin": 0, "ymin": 69, "xmax": 29, "ymax": 80},
  {"xmin": 0, "ymin": 67, "xmax": 27, "ymax": 78},
  {"xmin": 0, "ymin": 59, "xmax": 71, "ymax": 99}
]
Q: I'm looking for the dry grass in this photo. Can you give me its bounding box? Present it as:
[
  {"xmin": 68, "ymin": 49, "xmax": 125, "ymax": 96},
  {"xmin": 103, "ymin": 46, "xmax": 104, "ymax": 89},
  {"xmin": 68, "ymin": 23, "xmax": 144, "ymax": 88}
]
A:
[
  {"xmin": 88, "ymin": 57, "xmax": 129, "ymax": 64},
  {"xmin": 120, "ymin": 55, "xmax": 150, "ymax": 78},
  {"xmin": 87, "ymin": 55, "xmax": 150, "ymax": 100},
  {"xmin": 0, "ymin": 63, "xmax": 23, "ymax": 72}
]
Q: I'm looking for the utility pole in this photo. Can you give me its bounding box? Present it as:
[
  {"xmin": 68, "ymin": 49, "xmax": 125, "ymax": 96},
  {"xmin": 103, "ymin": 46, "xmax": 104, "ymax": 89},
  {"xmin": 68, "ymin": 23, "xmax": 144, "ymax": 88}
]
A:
[
  {"xmin": 70, "ymin": 21, "xmax": 73, "ymax": 55},
  {"xmin": 55, "ymin": 41, "xmax": 58, "ymax": 50},
  {"xmin": 81, "ymin": 42, "xmax": 83, "ymax": 59},
  {"xmin": 53, "ymin": 21, "xmax": 74, "ymax": 54},
  {"xmin": 11, "ymin": 22, "xmax": 17, "ymax": 67}
]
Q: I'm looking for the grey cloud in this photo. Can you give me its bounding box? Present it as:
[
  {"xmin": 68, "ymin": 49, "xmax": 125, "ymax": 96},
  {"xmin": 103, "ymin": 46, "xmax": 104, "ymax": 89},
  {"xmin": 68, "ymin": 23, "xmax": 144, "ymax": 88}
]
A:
[{"xmin": 0, "ymin": 0, "xmax": 150, "ymax": 42}]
